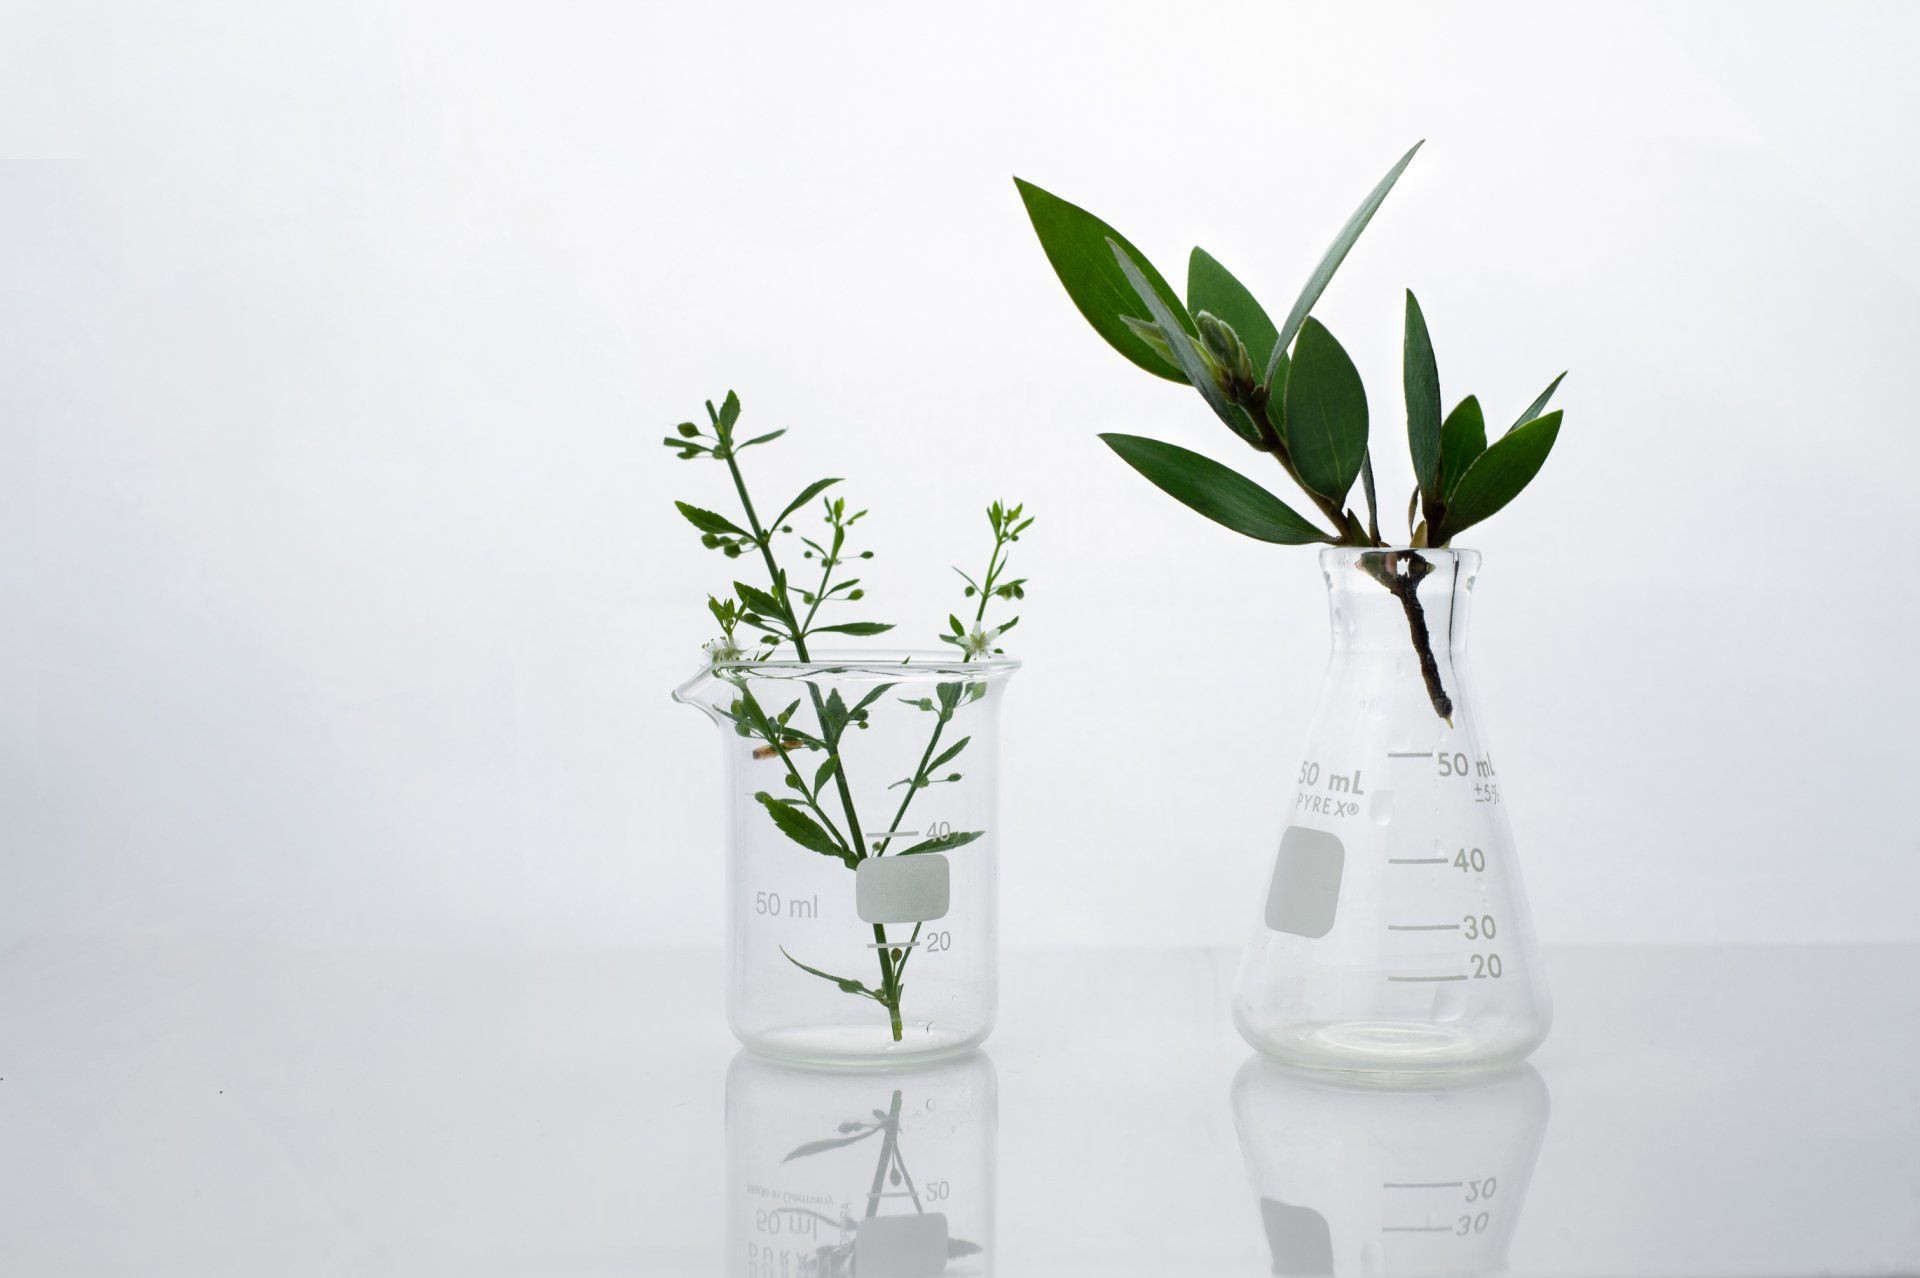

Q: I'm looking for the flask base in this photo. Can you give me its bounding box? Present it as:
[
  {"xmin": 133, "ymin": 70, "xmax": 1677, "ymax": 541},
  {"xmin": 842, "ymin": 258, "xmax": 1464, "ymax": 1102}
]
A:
[
  {"xmin": 735, "ymin": 1019, "xmax": 992, "ymax": 1068},
  {"xmin": 1234, "ymin": 1014, "xmax": 1547, "ymax": 1075}
]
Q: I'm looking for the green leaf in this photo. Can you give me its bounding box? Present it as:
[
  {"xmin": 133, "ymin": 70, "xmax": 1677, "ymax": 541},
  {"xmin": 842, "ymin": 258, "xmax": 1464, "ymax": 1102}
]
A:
[
  {"xmin": 754, "ymin": 792, "xmax": 851, "ymax": 865},
  {"xmin": 1099, "ymin": 433, "xmax": 1330, "ymax": 545},
  {"xmin": 811, "ymin": 621, "xmax": 894, "ymax": 637},
  {"xmin": 1282, "ymin": 318, "xmax": 1369, "ymax": 504},
  {"xmin": 927, "ymin": 736, "xmax": 970, "ymax": 773},
  {"xmin": 781, "ymin": 1125, "xmax": 882, "ymax": 1163},
  {"xmin": 1266, "ymin": 140, "xmax": 1424, "ymax": 384},
  {"xmin": 716, "ymin": 391, "xmax": 741, "ymax": 432},
  {"xmin": 1440, "ymin": 410, "xmax": 1562, "ymax": 539},
  {"xmin": 774, "ymin": 478, "xmax": 842, "ymax": 528},
  {"xmin": 1511, "ymin": 371, "xmax": 1566, "ymax": 433},
  {"xmin": 898, "ymin": 829, "xmax": 985, "ymax": 856},
  {"xmin": 1108, "ymin": 240, "xmax": 1263, "ymax": 448},
  {"xmin": 674, "ymin": 501, "xmax": 747, "ymax": 538},
  {"xmin": 779, "ymin": 947, "xmax": 880, "ymax": 999},
  {"xmin": 736, "ymin": 429, "xmax": 786, "ymax": 450},
  {"xmin": 733, "ymin": 581, "xmax": 786, "ymax": 621},
  {"xmin": 1188, "ymin": 248, "xmax": 1280, "ymax": 373},
  {"xmin": 1438, "ymin": 395, "xmax": 1486, "ymax": 501},
  {"xmin": 1403, "ymin": 291, "xmax": 1442, "ymax": 508},
  {"xmin": 1014, "ymin": 177, "xmax": 1188, "ymax": 381}
]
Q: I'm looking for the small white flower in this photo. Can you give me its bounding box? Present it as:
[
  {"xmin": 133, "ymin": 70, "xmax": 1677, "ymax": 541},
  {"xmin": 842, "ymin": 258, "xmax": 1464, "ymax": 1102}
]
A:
[
  {"xmin": 961, "ymin": 626, "xmax": 996, "ymax": 659},
  {"xmin": 703, "ymin": 635, "xmax": 746, "ymax": 666}
]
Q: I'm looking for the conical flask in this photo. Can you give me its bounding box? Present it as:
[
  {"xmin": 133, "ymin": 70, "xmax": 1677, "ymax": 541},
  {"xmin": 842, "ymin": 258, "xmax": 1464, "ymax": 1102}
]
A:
[{"xmin": 1234, "ymin": 549, "xmax": 1551, "ymax": 1072}]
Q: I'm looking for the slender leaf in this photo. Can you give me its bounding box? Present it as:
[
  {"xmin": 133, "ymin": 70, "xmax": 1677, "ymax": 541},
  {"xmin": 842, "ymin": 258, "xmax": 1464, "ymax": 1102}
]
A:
[
  {"xmin": 779, "ymin": 947, "xmax": 880, "ymax": 998},
  {"xmin": 1511, "ymin": 371, "xmax": 1566, "ymax": 433},
  {"xmin": 1440, "ymin": 410, "xmax": 1562, "ymax": 539},
  {"xmin": 811, "ymin": 621, "xmax": 894, "ymax": 637},
  {"xmin": 781, "ymin": 1126, "xmax": 882, "ymax": 1163},
  {"xmin": 1266, "ymin": 140, "xmax": 1425, "ymax": 383},
  {"xmin": 736, "ymin": 429, "xmax": 786, "ymax": 450},
  {"xmin": 927, "ymin": 736, "xmax": 970, "ymax": 773},
  {"xmin": 899, "ymin": 830, "xmax": 985, "ymax": 856},
  {"xmin": 754, "ymin": 792, "xmax": 851, "ymax": 864},
  {"xmin": 1188, "ymin": 248, "xmax": 1280, "ymax": 373},
  {"xmin": 1099, "ymin": 433, "xmax": 1330, "ymax": 545},
  {"xmin": 774, "ymin": 478, "xmax": 842, "ymax": 528},
  {"xmin": 733, "ymin": 581, "xmax": 786, "ymax": 621},
  {"xmin": 1403, "ymin": 291, "xmax": 1442, "ymax": 507},
  {"xmin": 1109, "ymin": 240, "xmax": 1262, "ymax": 448},
  {"xmin": 1282, "ymin": 318, "xmax": 1369, "ymax": 504},
  {"xmin": 1013, "ymin": 177, "xmax": 1188, "ymax": 381},
  {"xmin": 674, "ymin": 501, "xmax": 747, "ymax": 538},
  {"xmin": 1438, "ymin": 395, "xmax": 1486, "ymax": 501}
]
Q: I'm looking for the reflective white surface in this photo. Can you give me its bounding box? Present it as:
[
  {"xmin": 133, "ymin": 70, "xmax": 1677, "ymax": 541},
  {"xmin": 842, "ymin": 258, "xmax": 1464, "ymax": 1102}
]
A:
[{"xmin": 1, "ymin": 943, "xmax": 1914, "ymax": 1274}]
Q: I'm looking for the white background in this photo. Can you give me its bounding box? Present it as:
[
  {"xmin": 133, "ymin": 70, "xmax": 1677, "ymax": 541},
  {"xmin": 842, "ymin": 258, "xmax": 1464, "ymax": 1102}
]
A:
[{"xmin": 5, "ymin": 1, "xmax": 1918, "ymax": 952}]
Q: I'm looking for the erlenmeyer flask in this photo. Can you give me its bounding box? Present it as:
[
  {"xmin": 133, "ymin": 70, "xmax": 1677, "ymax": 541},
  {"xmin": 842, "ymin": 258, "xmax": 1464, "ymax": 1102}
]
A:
[{"xmin": 1234, "ymin": 549, "xmax": 1550, "ymax": 1072}]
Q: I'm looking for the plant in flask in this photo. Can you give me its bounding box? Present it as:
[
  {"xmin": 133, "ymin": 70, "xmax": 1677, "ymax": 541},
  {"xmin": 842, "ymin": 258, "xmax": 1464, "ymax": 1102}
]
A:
[
  {"xmin": 1018, "ymin": 142, "xmax": 1561, "ymax": 1071},
  {"xmin": 670, "ymin": 392, "xmax": 1029, "ymax": 1061}
]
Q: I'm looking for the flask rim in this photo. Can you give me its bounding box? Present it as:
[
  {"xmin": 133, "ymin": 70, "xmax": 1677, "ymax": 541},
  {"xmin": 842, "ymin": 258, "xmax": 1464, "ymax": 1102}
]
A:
[{"xmin": 673, "ymin": 650, "xmax": 1019, "ymax": 706}]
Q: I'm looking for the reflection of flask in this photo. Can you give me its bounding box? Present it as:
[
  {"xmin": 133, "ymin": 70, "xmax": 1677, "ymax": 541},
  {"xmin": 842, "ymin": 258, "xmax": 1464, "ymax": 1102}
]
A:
[
  {"xmin": 1231, "ymin": 1056, "xmax": 1550, "ymax": 1277},
  {"xmin": 1235, "ymin": 550, "xmax": 1551, "ymax": 1072},
  {"xmin": 726, "ymin": 1049, "xmax": 996, "ymax": 1277}
]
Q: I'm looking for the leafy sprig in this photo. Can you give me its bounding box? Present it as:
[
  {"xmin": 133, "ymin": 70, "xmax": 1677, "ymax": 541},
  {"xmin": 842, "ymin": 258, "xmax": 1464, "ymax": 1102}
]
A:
[
  {"xmin": 1016, "ymin": 142, "xmax": 1565, "ymax": 718},
  {"xmin": 670, "ymin": 392, "xmax": 1029, "ymax": 1037}
]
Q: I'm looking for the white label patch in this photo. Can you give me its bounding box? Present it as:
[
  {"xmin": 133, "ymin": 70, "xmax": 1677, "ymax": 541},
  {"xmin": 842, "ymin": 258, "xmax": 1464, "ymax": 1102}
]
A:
[
  {"xmin": 856, "ymin": 855, "xmax": 951, "ymax": 924},
  {"xmin": 1264, "ymin": 826, "xmax": 1344, "ymax": 938},
  {"xmin": 854, "ymin": 1212, "xmax": 949, "ymax": 1276}
]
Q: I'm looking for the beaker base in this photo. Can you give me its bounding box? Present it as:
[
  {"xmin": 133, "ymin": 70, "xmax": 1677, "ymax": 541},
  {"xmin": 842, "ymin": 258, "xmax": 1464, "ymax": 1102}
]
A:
[
  {"xmin": 734, "ymin": 1019, "xmax": 992, "ymax": 1068},
  {"xmin": 1235, "ymin": 1016, "xmax": 1545, "ymax": 1075}
]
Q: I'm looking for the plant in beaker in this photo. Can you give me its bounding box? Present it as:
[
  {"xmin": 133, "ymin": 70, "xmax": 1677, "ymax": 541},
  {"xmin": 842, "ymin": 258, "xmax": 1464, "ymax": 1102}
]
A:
[
  {"xmin": 1016, "ymin": 145, "xmax": 1560, "ymax": 1070},
  {"xmin": 670, "ymin": 392, "xmax": 1030, "ymax": 1060}
]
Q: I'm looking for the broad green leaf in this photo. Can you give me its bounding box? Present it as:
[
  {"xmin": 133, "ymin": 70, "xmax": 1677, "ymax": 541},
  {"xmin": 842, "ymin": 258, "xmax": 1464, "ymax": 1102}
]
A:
[
  {"xmin": 754, "ymin": 791, "xmax": 851, "ymax": 864},
  {"xmin": 774, "ymin": 478, "xmax": 842, "ymax": 528},
  {"xmin": 1099, "ymin": 433, "xmax": 1330, "ymax": 544},
  {"xmin": 717, "ymin": 391, "xmax": 741, "ymax": 432},
  {"xmin": 1403, "ymin": 291, "xmax": 1442, "ymax": 507},
  {"xmin": 1282, "ymin": 318, "xmax": 1369, "ymax": 504},
  {"xmin": 1438, "ymin": 395, "xmax": 1486, "ymax": 500},
  {"xmin": 1266, "ymin": 140, "xmax": 1424, "ymax": 383},
  {"xmin": 674, "ymin": 501, "xmax": 747, "ymax": 538},
  {"xmin": 1014, "ymin": 178, "xmax": 1188, "ymax": 381},
  {"xmin": 1511, "ymin": 371, "xmax": 1566, "ymax": 432},
  {"xmin": 899, "ymin": 829, "xmax": 985, "ymax": 856},
  {"xmin": 733, "ymin": 581, "xmax": 786, "ymax": 621},
  {"xmin": 1188, "ymin": 248, "xmax": 1280, "ymax": 373},
  {"xmin": 1440, "ymin": 410, "xmax": 1562, "ymax": 539},
  {"xmin": 1109, "ymin": 240, "xmax": 1263, "ymax": 448},
  {"xmin": 779, "ymin": 947, "xmax": 879, "ymax": 998},
  {"xmin": 1359, "ymin": 455, "xmax": 1380, "ymax": 540},
  {"xmin": 811, "ymin": 621, "xmax": 894, "ymax": 637}
]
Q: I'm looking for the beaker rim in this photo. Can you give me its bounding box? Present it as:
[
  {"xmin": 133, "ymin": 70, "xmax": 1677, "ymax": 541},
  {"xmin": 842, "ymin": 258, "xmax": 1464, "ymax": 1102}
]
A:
[
  {"xmin": 673, "ymin": 650, "xmax": 1019, "ymax": 706},
  {"xmin": 708, "ymin": 649, "xmax": 1019, "ymax": 675}
]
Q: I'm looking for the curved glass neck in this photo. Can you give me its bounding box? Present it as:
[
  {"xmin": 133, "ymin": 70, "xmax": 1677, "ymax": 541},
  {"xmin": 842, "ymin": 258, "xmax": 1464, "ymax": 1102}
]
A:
[{"xmin": 1321, "ymin": 548, "xmax": 1479, "ymax": 656}]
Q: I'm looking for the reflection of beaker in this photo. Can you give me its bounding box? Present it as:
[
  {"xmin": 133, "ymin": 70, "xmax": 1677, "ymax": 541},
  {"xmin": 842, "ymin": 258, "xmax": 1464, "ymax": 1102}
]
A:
[
  {"xmin": 1234, "ymin": 550, "xmax": 1551, "ymax": 1072},
  {"xmin": 1230, "ymin": 1056, "xmax": 1550, "ymax": 1277},
  {"xmin": 726, "ymin": 1049, "xmax": 996, "ymax": 1277}
]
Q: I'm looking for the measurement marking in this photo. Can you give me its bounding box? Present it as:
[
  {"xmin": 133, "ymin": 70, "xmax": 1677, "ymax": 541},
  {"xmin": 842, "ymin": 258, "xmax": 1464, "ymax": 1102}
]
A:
[
  {"xmin": 872, "ymin": 1191, "xmax": 918, "ymax": 1199},
  {"xmin": 870, "ymin": 830, "xmax": 919, "ymax": 839},
  {"xmin": 1389, "ymin": 857, "xmax": 1448, "ymax": 864},
  {"xmin": 1384, "ymin": 1181, "xmax": 1465, "ymax": 1189},
  {"xmin": 1386, "ymin": 751, "xmax": 1434, "ymax": 758},
  {"xmin": 1382, "ymin": 1225, "xmax": 1451, "ymax": 1233},
  {"xmin": 1388, "ymin": 974, "xmax": 1469, "ymax": 983},
  {"xmin": 866, "ymin": 940, "xmax": 921, "ymax": 950},
  {"xmin": 1388, "ymin": 923, "xmax": 1461, "ymax": 931}
]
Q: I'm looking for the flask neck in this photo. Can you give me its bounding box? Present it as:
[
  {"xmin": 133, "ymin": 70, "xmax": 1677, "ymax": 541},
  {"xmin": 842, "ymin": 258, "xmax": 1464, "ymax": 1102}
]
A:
[{"xmin": 1322, "ymin": 549, "xmax": 1478, "ymax": 657}]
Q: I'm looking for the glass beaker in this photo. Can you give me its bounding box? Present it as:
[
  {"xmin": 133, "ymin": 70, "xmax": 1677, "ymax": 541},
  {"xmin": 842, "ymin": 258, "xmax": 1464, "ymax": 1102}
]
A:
[
  {"xmin": 726, "ymin": 1050, "xmax": 996, "ymax": 1275},
  {"xmin": 1231, "ymin": 1055, "xmax": 1550, "ymax": 1275},
  {"xmin": 675, "ymin": 653, "xmax": 1018, "ymax": 1064},
  {"xmin": 1234, "ymin": 549, "xmax": 1551, "ymax": 1072}
]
